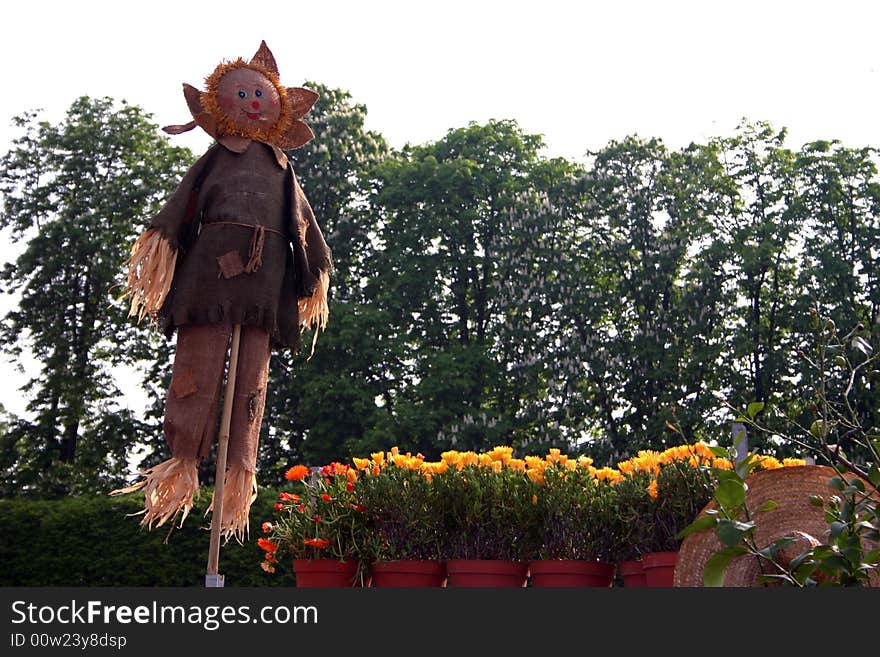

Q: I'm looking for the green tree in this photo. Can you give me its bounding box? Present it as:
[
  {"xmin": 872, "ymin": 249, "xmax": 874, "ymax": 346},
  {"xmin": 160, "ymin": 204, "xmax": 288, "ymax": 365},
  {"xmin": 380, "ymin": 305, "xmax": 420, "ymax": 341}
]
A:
[
  {"xmin": 0, "ymin": 96, "xmax": 192, "ymax": 496},
  {"xmin": 709, "ymin": 122, "xmax": 801, "ymax": 451},
  {"xmin": 788, "ymin": 140, "xmax": 880, "ymax": 461},
  {"xmin": 258, "ymin": 83, "xmax": 390, "ymax": 474},
  {"xmin": 363, "ymin": 119, "xmax": 575, "ymax": 457}
]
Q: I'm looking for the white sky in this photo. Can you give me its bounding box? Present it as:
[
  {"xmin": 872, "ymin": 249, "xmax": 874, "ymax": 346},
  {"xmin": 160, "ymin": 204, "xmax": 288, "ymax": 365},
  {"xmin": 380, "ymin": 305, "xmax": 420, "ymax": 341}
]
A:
[{"xmin": 1, "ymin": 0, "xmax": 879, "ymax": 418}]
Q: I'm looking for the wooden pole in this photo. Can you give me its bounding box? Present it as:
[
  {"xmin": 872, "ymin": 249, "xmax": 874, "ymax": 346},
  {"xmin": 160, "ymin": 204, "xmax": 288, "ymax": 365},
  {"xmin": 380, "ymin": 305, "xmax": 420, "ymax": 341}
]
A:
[{"xmin": 206, "ymin": 323, "xmax": 242, "ymax": 588}]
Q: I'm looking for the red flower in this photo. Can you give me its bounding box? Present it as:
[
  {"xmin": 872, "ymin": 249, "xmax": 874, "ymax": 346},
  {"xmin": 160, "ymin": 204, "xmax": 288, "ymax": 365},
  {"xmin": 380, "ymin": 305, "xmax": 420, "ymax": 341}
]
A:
[
  {"xmin": 320, "ymin": 493, "xmax": 332, "ymax": 502},
  {"xmin": 257, "ymin": 538, "xmax": 278, "ymax": 553},
  {"xmin": 285, "ymin": 465, "xmax": 310, "ymax": 481},
  {"xmin": 345, "ymin": 481, "xmax": 354, "ymax": 492},
  {"xmin": 303, "ymin": 538, "xmax": 330, "ymax": 549},
  {"xmin": 312, "ymin": 515, "xmax": 321, "ymax": 523},
  {"xmin": 296, "ymin": 504, "xmax": 305, "ymax": 513},
  {"xmin": 274, "ymin": 503, "xmax": 283, "ymax": 511}
]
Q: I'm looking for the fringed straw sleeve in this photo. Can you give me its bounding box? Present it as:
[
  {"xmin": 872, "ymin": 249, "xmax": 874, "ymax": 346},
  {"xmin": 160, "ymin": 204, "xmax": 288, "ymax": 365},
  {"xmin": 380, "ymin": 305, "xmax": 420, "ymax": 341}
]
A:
[
  {"xmin": 298, "ymin": 269, "xmax": 329, "ymax": 357},
  {"xmin": 206, "ymin": 466, "xmax": 258, "ymax": 544},
  {"xmin": 125, "ymin": 228, "xmax": 177, "ymax": 324},
  {"xmin": 109, "ymin": 457, "xmax": 200, "ymax": 532}
]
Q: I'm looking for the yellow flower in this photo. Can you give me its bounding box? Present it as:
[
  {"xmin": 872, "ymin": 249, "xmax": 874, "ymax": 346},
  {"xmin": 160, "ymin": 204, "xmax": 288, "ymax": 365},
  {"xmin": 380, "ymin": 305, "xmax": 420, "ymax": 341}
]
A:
[
  {"xmin": 371, "ymin": 451, "xmax": 386, "ymax": 467},
  {"xmin": 488, "ymin": 446, "xmax": 514, "ymax": 463},
  {"xmin": 635, "ymin": 450, "xmax": 661, "ymax": 474},
  {"xmin": 524, "ymin": 455, "xmax": 545, "ymax": 471},
  {"xmin": 507, "ymin": 458, "xmax": 526, "ymax": 472},
  {"xmin": 352, "ymin": 457, "xmax": 371, "ymax": 471},
  {"xmin": 648, "ymin": 479, "xmax": 659, "ymax": 500},
  {"xmin": 460, "ymin": 451, "xmax": 479, "ymax": 467},
  {"xmin": 527, "ymin": 469, "xmax": 545, "ymax": 485},
  {"xmin": 478, "ymin": 453, "xmax": 494, "ymax": 468},
  {"xmin": 577, "ymin": 455, "xmax": 594, "ymax": 468},
  {"xmin": 617, "ymin": 459, "xmax": 636, "ymax": 476},
  {"xmin": 491, "ymin": 460, "xmax": 502, "ymax": 473},
  {"xmin": 593, "ymin": 467, "xmax": 623, "ymax": 484},
  {"xmin": 782, "ymin": 458, "xmax": 806, "ymax": 467},
  {"xmin": 441, "ymin": 450, "xmax": 462, "ymax": 466},
  {"xmin": 546, "ymin": 448, "xmax": 562, "ymax": 464}
]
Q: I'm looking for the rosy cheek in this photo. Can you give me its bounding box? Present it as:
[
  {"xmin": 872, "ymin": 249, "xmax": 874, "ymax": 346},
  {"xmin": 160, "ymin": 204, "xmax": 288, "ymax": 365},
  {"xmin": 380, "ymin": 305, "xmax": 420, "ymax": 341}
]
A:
[{"xmin": 217, "ymin": 94, "xmax": 237, "ymax": 111}]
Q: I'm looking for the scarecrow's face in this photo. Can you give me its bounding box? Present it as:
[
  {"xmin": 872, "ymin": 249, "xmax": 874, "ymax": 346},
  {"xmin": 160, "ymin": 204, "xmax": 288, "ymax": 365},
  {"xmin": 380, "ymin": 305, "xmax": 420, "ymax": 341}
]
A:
[{"xmin": 215, "ymin": 67, "xmax": 282, "ymax": 137}]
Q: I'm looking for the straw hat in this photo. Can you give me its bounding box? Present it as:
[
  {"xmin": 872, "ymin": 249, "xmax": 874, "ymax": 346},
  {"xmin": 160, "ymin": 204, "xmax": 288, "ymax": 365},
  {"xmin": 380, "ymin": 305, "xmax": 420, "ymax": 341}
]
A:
[{"xmin": 674, "ymin": 465, "xmax": 880, "ymax": 587}]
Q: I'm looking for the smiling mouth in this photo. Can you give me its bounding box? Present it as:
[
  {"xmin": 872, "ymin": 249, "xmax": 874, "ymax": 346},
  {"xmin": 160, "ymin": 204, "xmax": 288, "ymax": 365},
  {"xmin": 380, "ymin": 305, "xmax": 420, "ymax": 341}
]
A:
[{"xmin": 245, "ymin": 112, "xmax": 263, "ymax": 120}]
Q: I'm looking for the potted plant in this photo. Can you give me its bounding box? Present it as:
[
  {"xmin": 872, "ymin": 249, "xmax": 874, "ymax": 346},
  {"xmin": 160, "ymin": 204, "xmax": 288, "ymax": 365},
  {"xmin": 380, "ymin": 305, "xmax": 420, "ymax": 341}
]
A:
[
  {"xmin": 610, "ymin": 444, "xmax": 719, "ymax": 586},
  {"xmin": 354, "ymin": 448, "xmax": 447, "ymax": 586},
  {"xmin": 431, "ymin": 447, "xmax": 540, "ymax": 586},
  {"xmin": 526, "ymin": 449, "xmax": 620, "ymax": 587},
  {"xmin": 259, "ymin": 461, "xmax": 370, "ymax": 586}
]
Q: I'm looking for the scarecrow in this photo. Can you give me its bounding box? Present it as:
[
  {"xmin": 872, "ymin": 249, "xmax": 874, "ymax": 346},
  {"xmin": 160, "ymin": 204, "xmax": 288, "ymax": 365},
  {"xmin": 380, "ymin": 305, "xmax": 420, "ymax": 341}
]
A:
[{"xmin": 112, "ymin": 41, "xmax": 331, "ymax": 545}]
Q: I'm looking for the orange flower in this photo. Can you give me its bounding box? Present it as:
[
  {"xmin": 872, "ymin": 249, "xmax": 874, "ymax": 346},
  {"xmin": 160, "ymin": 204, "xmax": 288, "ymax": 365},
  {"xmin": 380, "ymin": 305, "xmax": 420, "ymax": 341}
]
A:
[
  {"xmin": 285, "ymin": 465, "xmax": 310, "ymax": 481},
  {"xmin": 257, "ymin": 537, "xmax": 278, "ymax": 553},
  {"xmin": 261, "ymin": 522, "xmax": 273, "ymax": 533},
  {"xmin": 303, "ymin": 538, "xmax": 330, "ymax": 549},
  {"xmin": 648, "ymin": 479, "xmax": 659, "ymax": 500},
  {"xmin": 321, "ymin": 493, "xmax": 332, "ymax": 502},
  {"xmin": 260, "ymin": 561, "xmax": 276, "ymax": 574}
]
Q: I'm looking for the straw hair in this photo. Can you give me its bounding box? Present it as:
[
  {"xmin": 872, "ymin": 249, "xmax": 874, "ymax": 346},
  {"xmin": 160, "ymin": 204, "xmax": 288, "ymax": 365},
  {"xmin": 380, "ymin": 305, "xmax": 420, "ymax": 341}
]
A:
[
  {"xmin": 674, "ymin": 465, "xmax": 880, "ymax": 586},
  {"xmin": 201, "ymin": 58, "xmax": 294, "ymax": 145}
]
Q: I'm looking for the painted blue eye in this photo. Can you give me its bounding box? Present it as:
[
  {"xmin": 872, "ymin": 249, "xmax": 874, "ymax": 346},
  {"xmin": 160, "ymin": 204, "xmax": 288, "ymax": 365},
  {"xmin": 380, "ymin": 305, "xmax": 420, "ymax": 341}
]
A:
[
  {"xmin": 238, "ymin": 90, "xmax": 247, "ymax": 99},
  {"xmin": 255, "ymin": 89, "xmax": 263, "ymax": 97}
]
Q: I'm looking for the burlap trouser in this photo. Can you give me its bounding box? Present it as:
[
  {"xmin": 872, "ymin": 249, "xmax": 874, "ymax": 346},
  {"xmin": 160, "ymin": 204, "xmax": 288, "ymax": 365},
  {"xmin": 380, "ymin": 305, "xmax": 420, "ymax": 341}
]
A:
[{"xmin": 164, "ymin": 323, "xmax": 271, "ymax": 474}]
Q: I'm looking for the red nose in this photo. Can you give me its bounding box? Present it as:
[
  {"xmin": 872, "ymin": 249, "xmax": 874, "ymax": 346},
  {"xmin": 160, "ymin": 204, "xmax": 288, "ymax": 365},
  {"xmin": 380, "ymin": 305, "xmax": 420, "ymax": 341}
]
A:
[{"xmin": 251, "ymin": 101, "xmax": 260, "ymax": 110}]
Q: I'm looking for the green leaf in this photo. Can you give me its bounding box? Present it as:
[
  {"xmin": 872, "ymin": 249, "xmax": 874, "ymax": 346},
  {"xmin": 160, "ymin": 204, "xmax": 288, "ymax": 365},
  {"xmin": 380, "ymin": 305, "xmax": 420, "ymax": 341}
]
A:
[
  {"xmin": 864, "ymin": 549, "xmax": 880, "ymax": 565},
  {"xmin": 676, "ymin": 514, "xmax": 717, "ymax": 539},
  {"xmin": 810, "ymin": 420, "xmax": 826, "ymax": 438},
  {"xmin": 869, "ymin": 465, "xmax": 880, "ymax": 488},
  {"xmin": 754, "ymin": 500, "xmax": 778, "ymax": 513},
  {"xmin": 708, "ymin": 446, "xmax": 729, "ymax": 458},
  {"xmin": 716, "ymin": 519, "xmax": 748, "ymax": 547},
  {"xmin": 703, "ymin": 546, "xmax": 749, "ymax": 587},
  {"xmin": 715, "ymin": 479, "xmax": 746, "ymax": 510},
  {"xmin": 828, "ymin": 521, "xmax": 847, "ymax": 540},
  {"xmin": 714, "ymin": 469, "xmax": 741, "ymax": 484},
  {"xmin": 747, "ymin": 401, "xmax": 765, "ymax": 419},
  {"xmin": 809, "ymin": 495, "xmax": 824, "ymax": 507}
]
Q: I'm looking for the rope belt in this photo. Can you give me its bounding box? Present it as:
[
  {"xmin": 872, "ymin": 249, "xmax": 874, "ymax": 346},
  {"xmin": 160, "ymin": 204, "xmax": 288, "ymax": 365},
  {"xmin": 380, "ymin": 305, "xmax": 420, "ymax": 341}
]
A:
[{"xmin": 202, "ymin": 221, "xmax": 285, "ymax": 273}]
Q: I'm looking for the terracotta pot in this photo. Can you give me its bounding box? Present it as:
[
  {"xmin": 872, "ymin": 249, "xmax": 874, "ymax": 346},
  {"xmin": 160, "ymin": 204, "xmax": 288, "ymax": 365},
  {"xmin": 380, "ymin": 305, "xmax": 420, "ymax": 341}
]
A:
[
  {"xmin": 369, "ymin": 560, "xmax": 447, "ymax": 587},
  {"xmin": 528, "ymin": 560, "xmax": 616, "ymax": 587},
  {"xmin": 619, "ymin": 559, "xmax": 647, "ymax": 587},
  {"xmin": 641, "ymin": 551, "xmax": 679, "ymax": 587},
  {"xmin": 292, "ymin": 559, "xmax": 359, "ymax": 587},
  {"xmin": 445, "ymin": 559, "xmax": 529, "ymax": 587}
]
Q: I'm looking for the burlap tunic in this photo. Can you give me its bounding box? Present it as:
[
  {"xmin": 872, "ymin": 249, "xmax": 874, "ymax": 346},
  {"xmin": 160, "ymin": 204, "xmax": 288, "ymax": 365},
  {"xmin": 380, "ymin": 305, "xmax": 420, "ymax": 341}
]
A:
[{"xmin": 151, "ymin": 140, "xmax": 330, "ymax": 349}]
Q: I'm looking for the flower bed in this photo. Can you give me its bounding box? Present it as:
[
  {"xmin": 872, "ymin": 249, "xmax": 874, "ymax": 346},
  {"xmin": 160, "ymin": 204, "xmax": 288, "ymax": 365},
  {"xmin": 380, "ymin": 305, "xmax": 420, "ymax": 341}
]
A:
[{"xmin": 258, "ymin": 443, "xmax": 806, "ymax": 582}]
